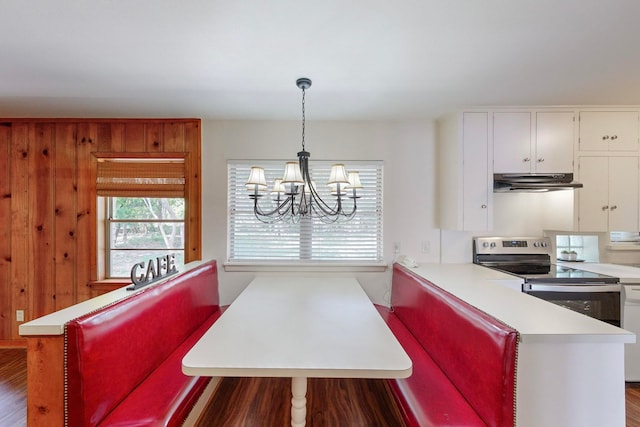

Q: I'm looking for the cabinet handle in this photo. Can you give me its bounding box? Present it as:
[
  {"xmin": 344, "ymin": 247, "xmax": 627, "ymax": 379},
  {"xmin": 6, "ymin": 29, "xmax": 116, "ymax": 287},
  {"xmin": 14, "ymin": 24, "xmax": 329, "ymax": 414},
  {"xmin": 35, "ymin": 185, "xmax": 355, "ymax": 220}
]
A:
[
  {"xmin": 537, "ymin": 158, "xmax": 544, "ymax": 162},
  {"xmin": 602, "ymin": 206, "xmax": 609, "ymax": 211},
  {"xmin": 481, "ymin": 204, "xmax": 487, "ymax": 209},
  {"xmin": 602, "ymin": 135, "xmax": 610, "ymax": 140},
  {"xmin": 523, "ymin": 157, "xmax": 530, "ymax": 162},
  {"xmin": 610, "ymin": 205, "xmax": 617, "ymax": 210},
  {"xmin": 611, "ymin": 135, "xmax": 618, "ymax": 140}
]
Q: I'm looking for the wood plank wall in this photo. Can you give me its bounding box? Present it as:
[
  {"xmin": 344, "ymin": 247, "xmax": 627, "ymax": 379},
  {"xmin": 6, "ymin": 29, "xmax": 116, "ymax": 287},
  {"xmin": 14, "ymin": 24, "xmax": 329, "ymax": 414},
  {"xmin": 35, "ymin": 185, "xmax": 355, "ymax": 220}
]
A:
[{"xmin": 0, "ymin": 119, "xmax": 201, "ymax": 341}]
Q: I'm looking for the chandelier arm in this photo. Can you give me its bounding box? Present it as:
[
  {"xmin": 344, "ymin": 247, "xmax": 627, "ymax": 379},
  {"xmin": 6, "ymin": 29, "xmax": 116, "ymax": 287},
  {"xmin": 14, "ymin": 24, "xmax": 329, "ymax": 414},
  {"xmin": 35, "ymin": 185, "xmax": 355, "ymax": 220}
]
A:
[{"xmin": 253, "ymin": 194, "xmax": 294, "ymax": 218}]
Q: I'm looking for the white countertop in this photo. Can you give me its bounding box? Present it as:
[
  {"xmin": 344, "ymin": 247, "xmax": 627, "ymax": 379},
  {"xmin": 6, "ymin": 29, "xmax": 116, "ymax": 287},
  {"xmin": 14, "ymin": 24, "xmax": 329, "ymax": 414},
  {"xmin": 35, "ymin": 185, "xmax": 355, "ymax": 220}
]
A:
[
  {"xmin": 558, "ymin": 262, "xmax": 640, "ymax": 284},
  {"xmin": 19, "ymin": 260, "xmax": 207, "ymax": 336},
  {"xmin": 406, "ymin": 263, "xmax": 635, "ymax": 344}
]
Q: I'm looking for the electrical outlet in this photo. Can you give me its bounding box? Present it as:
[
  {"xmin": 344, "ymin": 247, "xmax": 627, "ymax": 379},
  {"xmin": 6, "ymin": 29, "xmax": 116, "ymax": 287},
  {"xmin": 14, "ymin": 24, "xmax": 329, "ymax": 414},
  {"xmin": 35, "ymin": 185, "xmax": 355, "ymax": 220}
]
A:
[
  {"xmin": 16, "ymin": 310, "xmax": 24, "ymax": 322},
  {"xmin": 393, "ymin": 242, "xmax": 401, "ymax": 254},
  {"xmin": 421, "ymin": 240, "xmax": 430, "ymax": 254}
]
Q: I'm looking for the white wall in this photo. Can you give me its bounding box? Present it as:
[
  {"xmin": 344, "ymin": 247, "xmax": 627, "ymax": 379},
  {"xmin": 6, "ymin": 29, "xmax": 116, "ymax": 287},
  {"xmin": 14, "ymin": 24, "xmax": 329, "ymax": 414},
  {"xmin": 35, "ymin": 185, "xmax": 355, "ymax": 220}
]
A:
[
  {"xmin": 440, "ymin": 191, "xmax": 576, "ymax": 263},
  {"xmin": 201, "ymin": 119, "xmax": 440, "ymax": 306}
]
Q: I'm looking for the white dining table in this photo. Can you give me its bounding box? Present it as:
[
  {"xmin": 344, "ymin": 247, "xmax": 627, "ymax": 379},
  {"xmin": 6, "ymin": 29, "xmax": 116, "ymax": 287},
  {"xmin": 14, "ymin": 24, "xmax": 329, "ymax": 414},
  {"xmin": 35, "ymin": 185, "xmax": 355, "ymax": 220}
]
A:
[{"xmin": 182, "ymin": 276, "xmax": 412, "ymax": 427}]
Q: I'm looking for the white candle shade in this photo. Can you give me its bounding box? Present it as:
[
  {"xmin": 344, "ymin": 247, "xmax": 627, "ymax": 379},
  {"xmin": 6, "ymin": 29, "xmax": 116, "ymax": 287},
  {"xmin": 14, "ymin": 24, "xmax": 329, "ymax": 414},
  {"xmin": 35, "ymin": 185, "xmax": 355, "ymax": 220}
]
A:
[{"xmin": 328, "ymin": 164, "xmax": 350, "ymax": 185}]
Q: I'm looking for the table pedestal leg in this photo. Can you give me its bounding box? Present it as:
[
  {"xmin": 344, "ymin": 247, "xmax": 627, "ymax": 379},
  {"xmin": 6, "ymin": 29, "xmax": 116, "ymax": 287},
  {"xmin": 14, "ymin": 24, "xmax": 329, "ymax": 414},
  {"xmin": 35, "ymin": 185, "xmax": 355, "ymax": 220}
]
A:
[{"xmin": 291, "ymin": 376, "xmax": 307, "ymax": 427}]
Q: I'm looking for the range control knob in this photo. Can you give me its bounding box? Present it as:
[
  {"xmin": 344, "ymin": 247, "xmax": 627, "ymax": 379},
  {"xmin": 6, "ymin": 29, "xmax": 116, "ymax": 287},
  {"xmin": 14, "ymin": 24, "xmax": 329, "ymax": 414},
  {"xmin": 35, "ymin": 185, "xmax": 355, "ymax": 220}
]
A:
[
  {"xmin": 533, "ymin": 242, "xmax": 540, "ymax": 247},
  {"xmin": 490, "ymin": 242, "xmax": 496, "ymax": 248},
  {"xmin": 482, "ymin": 242, "xmax": 489, "ymax": 248},
  {"xmin": 541, "ymin": 241, "xmax": 548, "ymax": 247}
]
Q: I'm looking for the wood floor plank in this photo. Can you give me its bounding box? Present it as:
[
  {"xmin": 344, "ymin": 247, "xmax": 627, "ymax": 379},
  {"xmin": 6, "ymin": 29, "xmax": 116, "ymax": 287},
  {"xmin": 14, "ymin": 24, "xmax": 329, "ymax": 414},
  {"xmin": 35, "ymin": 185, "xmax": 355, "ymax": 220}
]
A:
[{"xmin": 0, "ymin": 348, "xmax": 26, "ymax": 427}]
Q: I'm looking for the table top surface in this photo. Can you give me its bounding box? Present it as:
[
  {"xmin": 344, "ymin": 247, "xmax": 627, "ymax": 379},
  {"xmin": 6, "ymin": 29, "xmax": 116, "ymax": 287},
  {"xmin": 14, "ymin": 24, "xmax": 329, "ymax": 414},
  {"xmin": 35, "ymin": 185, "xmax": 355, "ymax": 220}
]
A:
[{"xmin": 182, "ymin": 276, "xmax": 412, "ymax": 378}]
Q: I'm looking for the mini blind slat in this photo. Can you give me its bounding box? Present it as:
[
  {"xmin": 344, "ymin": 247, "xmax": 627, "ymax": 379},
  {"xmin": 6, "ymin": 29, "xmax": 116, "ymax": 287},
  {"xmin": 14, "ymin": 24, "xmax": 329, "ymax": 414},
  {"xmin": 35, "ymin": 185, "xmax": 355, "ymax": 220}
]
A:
[
  {"xmin": 228, "ymin": 160, "xmax": 383, "ymax": 262},
  {"xmin": 97, "ymin": 160, "xmax": 185, "ymax": 197}
]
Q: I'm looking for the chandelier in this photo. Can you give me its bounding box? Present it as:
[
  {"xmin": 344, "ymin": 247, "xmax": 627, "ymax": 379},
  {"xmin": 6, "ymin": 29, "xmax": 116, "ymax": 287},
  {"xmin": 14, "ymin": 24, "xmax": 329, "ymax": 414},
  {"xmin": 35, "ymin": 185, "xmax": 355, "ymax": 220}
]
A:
[{"xmin": 245, "ymin": 78, "xmax": 362, "ymax": 224}]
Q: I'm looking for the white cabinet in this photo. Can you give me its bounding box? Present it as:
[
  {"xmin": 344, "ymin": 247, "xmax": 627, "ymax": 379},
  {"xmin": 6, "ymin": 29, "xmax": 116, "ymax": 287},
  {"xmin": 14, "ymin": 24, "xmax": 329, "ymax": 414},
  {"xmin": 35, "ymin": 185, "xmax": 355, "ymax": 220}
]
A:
[
  {"xmin": 579, "ymin": 111, "xmax": 639, "ymax": 152},
  {"xmin": 493, "ymin": 112, "xmax": 531, "ymax": 173},
  {"xmin": 438, "ymin": 112, "xmax": 491, "ymax": 231},
  {"xmin": 578, "ymin": 156, "xmax": 639, "ymax": 232},
  {"xmin": 536, "ymin": 112, "xmax": 575, "ymax": 172},
  {"xmin": 494, "ymin": 111, "xmax": 575, "ymax": 173}
]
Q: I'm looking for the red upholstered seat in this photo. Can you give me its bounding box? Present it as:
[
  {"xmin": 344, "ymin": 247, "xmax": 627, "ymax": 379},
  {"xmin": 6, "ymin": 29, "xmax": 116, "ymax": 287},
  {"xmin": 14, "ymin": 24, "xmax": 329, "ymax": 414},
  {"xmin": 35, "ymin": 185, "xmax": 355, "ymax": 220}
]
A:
[
  {"xmin": 376, "ymin": 306, "xmax": 485, "ymax": 426},
  {"xmin": 97, "ymin": 314, "xmax": 220, "ymax": 426},
  {"xmin": 378, "ymin": 264, "xmax": 519, "ymax": 427},
  {"xmin": 65, "ymin": 261, "xmax": 222, "ymax": 427}
]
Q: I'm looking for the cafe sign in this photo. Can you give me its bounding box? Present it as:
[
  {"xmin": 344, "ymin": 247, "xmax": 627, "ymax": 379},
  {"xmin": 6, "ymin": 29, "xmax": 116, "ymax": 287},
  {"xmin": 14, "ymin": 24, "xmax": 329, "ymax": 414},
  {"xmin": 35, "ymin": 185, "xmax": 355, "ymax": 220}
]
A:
[{"xmin": 127, "ymin": 253, "xmax": 178, "ymax": 290}]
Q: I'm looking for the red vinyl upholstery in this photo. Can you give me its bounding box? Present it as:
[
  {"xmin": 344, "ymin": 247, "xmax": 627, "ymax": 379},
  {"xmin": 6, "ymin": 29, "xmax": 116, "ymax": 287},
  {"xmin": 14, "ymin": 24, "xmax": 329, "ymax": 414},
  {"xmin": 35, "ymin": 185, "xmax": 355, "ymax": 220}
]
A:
[
  {"xmin": 377, "ymin": 264, "xmax": 519, "ymax": 427},
  {"xmin": 65, "ymin": 260, "xmax": 222, "ymax": 427}
]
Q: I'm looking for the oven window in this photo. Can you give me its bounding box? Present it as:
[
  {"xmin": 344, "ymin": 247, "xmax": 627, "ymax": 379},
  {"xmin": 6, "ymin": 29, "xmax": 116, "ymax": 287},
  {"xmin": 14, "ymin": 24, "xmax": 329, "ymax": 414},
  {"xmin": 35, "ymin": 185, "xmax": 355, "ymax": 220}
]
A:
[{"xmin": 528, "ymin": 290, "xmax": 620, "ymax": 327}]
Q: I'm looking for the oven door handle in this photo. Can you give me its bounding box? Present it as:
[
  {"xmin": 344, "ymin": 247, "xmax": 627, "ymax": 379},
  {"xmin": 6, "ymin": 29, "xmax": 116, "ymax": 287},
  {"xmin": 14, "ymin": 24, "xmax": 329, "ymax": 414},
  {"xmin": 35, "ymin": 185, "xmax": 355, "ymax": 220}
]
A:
[{"xmin": 525, "ymin": 284, "xmax": 621, "ymax": 293}]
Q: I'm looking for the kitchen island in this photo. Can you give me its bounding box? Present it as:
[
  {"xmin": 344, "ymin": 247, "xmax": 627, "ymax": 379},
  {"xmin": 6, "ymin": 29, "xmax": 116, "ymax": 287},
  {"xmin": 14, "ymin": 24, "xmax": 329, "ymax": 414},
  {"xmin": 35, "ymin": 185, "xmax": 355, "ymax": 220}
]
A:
[{"xmin": 406, "ymin": 263, "xmax": 635, "ymax": 427}]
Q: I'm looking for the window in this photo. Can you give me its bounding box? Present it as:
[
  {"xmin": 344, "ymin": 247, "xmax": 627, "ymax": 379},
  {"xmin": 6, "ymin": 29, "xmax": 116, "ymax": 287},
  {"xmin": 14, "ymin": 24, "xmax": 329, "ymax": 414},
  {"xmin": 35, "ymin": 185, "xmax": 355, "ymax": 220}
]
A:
[
  {"xmin": 96, "ymin": 157, "xmax": 192, "ymax": 278},
  {"xmin": 610, "ymin": 232, "xmax": 640, "ymax": 243},
  {"xmin": 106, "ymin": 197, "xmax": 185, "ymax": 278},
  {"xmin": 555, "ymin": 234, "xmax": 599, "ymax": 262},
  {"xmin": 227, "ymin": 160, "xmax": 383, "ymax": 264}
]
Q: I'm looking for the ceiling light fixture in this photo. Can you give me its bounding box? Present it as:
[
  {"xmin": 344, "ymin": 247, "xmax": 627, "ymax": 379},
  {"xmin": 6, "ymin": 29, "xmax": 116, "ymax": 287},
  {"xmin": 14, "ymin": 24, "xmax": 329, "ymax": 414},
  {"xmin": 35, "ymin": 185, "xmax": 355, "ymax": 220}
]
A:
[{"xmin": 245, "ymin": 77, "xmax": 362, "ymax": 224}]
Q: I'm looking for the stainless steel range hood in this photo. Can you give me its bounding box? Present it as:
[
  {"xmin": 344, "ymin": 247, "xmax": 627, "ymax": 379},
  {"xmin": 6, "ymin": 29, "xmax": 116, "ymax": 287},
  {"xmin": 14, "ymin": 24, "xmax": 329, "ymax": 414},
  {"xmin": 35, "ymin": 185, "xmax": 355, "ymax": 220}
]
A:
[{"xmin": 493, "ymin": 173, "xmax": 583, "ymax": 192}]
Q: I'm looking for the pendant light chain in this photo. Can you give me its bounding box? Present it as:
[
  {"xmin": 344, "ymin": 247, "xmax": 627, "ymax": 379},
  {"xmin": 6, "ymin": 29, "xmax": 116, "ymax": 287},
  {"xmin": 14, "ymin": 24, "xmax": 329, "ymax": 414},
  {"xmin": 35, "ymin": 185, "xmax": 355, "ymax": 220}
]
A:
[{"xmin": 301, "ymin": 86, "xmax": 306, "ymax": 151}]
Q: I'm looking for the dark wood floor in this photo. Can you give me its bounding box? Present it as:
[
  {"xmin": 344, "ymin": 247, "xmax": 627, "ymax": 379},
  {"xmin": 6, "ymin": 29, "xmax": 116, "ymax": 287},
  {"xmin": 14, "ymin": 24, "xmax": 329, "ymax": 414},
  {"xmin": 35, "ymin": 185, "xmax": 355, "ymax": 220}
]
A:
[
  {"xmin": 196, "ymin": 377, "xmax": 405, "ymax": 427},
  {"xmin": 0, "ymin": 348, "xmax": 27, "ymax": 427},
  {"xmin": 2, "ymin": 348, "xmax": 640, "ymax": 426}
]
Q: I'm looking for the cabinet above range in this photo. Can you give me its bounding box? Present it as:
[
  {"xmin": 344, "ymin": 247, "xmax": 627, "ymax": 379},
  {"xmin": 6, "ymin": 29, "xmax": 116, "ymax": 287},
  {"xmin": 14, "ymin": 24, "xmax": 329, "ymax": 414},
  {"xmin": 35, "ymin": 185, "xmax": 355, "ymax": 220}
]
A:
[{"xmin": 493, "ymin": 111, "xmax": 575, "ymax": 174}]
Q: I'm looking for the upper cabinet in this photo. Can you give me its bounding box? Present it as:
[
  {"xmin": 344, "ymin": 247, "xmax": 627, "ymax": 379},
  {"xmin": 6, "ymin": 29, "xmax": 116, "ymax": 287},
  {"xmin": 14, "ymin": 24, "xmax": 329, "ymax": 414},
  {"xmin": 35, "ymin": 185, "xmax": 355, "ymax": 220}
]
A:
[
  {"xmin": 494, "ymin": 111, "xmax": 575, "ymax": 173},
  {"xmin": 438, "ymin": 111, "xmax": 491, "ymax": 231},
  {"xmin": 493, "ymin": 112, "xmax": 531, "ymax": 173},
  {"xmin": 578, "ymin": 156, "xmax": 639, "ymax": 232},
  {"xmin": 579, "ymin": 111, "xmax": 639, "ymax": 152},
  {"xmin": 536, "ymin": 112, "xmax": 575, "ymax": 172}
]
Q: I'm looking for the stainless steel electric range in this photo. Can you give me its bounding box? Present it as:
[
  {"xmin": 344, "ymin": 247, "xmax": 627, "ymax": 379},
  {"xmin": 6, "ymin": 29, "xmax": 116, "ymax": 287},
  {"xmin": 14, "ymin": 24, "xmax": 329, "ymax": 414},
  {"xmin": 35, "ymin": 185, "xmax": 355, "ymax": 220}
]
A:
[{"xmin": 473, "ymin": 236, "xmax": 621, "ymax": 326}]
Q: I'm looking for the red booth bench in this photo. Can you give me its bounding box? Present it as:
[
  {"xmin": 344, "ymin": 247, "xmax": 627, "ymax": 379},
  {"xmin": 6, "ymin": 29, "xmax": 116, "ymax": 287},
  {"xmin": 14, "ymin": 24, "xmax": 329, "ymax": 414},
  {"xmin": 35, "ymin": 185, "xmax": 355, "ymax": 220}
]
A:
[
  {"xmin": 376, "ymin": 264, "xmax": 519, "ymax": 427},
  {"xmin": 64, "ymin": 260, "xmax": 224, "ymax": 427}
]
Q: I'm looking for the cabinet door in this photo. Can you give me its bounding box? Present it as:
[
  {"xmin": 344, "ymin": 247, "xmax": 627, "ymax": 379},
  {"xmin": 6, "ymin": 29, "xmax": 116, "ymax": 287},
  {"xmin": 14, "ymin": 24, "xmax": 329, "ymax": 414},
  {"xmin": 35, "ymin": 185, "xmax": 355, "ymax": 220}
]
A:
[
  {"xmin": 535, "ymin": 112, "xmax": 574, "ymax": 173},
  {"xmin": 493, "ymin": 112, "xmax": 532, "ymax": 173},
  {"xmin": 463, "ymin": 112, "xmax": 489, "ymax": 231},
  {"xmin": 579, "ymin": 111, "xmax": 639, "ymax": 151},
  {"xmin": 578, "ymin": 157, "xmax": 609, "ymax": 232},
  {"xmin": 609, "ymin": 157, "xmax": 639, "ymax": 231}
]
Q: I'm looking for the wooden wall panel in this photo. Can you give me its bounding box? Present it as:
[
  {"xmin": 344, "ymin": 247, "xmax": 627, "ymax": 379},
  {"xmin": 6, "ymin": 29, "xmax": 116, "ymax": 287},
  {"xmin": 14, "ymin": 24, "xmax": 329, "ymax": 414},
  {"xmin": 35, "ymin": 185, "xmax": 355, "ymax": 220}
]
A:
[
  {"xmin": 1, "ymin": 118, "xmax": 201, "ymax": 340},
  {"xmin": 31, "ymin": 124, "xmax": 55, "ymax": 319},
  {"xmin": 54, "ymin": 123, "xmax": 77, "ymax": 310},
  {"xmin": 123, "ymin": 122, "xmax": 146, "ymax": 152},
  {"xmin": 146, "ymin": 122, "xmax": 163, "ymax": 152},
  {"xmin": 10, "ymin": 124, "xmax": 30, "ymax": 336},
  {"xmin": 76, "ymin": 123, "xmax": 97, "ymax": 303},
  {"xmin": 0, "ymin": 124, "xmax": 11, "ymax": 339},
  {"xmin": 96, "ymin": 123, "xmax": 124, "ymax": 152},
  {"xmin": 185, "ymin": 121, "xmax": 202, "ymax": 262},
  {"xmin": 164, "ymin": 122, "xmax": 185, "ymax": 152}
]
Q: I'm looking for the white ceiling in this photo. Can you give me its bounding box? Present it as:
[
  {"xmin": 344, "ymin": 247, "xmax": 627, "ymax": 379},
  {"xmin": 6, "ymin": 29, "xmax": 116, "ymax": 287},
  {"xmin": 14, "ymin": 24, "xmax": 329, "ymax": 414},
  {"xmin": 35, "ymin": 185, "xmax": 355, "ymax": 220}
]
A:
[{"xmin": 3, "ymin": 0, "xmax": 640, "ymax": 120}]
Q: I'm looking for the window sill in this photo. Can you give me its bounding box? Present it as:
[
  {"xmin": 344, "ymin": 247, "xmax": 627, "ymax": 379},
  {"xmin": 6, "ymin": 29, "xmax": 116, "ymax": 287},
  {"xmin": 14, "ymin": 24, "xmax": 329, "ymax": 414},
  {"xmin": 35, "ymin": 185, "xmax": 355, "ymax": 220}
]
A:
[{"xmin": 223, "ymin": 262, "xmax": 388, "ymax": 273}]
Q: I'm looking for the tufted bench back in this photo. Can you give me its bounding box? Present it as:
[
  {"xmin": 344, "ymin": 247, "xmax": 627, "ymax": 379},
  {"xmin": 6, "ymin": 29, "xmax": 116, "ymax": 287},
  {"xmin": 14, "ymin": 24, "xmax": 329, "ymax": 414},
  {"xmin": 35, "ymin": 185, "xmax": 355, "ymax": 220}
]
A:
[
  {"xmin": 392, "ymin": 264, "xmax": 519, "ymax": 427},
  {"xmin": 65, "ymin": 261, "xmax": 220, "ymax": 427}
]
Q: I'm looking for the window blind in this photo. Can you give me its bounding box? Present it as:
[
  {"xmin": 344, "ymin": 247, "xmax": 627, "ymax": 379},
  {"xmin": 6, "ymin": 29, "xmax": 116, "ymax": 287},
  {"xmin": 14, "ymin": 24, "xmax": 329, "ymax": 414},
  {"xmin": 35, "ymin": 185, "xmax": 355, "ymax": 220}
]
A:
[
  {"xmin": 228, "ymin": 160, "xmax": 383, "ymax": 262},
  {"xmin": 96, "ymin": 159, "xmax": 185, "ymax": 197}
]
